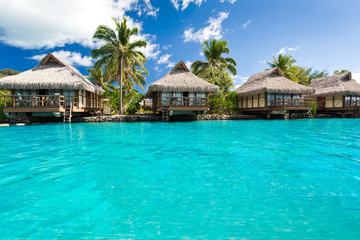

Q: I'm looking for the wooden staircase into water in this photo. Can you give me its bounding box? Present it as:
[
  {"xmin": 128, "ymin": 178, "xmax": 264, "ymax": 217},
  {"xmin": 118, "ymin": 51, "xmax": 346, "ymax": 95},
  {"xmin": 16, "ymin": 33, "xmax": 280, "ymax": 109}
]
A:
[
  {"xmin": 63, "ymin": 103, "xmax": 73, "ymax": 123},
  {"xmin": 355, "ymin": 105, "xmax": 359, "ymax": 118},
  {"xmin": 162, "ymin": 106, "xmax": 169, "ymax": 122},
  {"xmin": 306, "ymin": 110, "xmax": 313, "ymax": 118}
]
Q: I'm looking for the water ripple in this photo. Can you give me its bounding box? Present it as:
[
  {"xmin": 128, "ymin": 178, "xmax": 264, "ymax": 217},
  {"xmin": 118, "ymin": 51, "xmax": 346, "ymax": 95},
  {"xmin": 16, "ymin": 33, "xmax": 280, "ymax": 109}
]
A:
[{"xmin": 0, "ymin": 119, "xmax": 360, "ymax": 239}]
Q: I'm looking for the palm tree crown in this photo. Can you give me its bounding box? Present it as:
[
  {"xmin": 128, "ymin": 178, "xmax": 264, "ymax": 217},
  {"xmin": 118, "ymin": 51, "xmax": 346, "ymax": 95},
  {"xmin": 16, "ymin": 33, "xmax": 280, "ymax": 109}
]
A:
[
  {"xmin": 91, "ymin": 17, "xmax": 148, "ymax": 114},
  {"xmin": 191, "ymin": 39, "xmax": 237, "ymax": 76},
  {"xmin": 267, "ymin": 54, "xmax": 296, "ymax": 73}
]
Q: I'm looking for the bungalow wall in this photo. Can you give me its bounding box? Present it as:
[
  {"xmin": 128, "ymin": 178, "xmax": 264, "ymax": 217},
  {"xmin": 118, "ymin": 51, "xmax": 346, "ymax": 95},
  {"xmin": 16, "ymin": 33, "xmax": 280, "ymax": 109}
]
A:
[
  {"xmin": 238, "ymin": 93, "xmax": 266, "ymax": 109},
  {"xmin": 153, "ymin": 90, "xmax": 208, "ymax": 109},
  {"xmin": 325, "ymin": 96, "xmax": 343, "ymax": 108}
]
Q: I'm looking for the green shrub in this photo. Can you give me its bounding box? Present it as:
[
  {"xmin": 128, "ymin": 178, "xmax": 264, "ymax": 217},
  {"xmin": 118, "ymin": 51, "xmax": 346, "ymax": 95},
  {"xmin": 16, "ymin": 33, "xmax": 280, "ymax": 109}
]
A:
[
  {"xmin": 209, "ymin": 91, "xmax": 241, "ymax": 115},
  {"xmin": 125, "ymin": 92, "xmax": 144, "ymax": 114},
  {"xmin": 0, "ymin": 90, "xmax": 10, "ymax": 123},
  {"xmin": 311, "ymin": 102, "xmax": 317, "ymax": 117}
]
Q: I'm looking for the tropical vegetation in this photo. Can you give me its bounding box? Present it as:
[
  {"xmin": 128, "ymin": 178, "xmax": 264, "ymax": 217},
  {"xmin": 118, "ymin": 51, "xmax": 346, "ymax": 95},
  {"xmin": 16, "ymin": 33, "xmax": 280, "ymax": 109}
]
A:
[
  {"xmin": 191, "ymin": 39, "xmax": 237, "ymax": 76},
  {"xmin": 0, "ymin": 69, "xmax": 20, "ymax": 122},
  {"xmin": 90, "ymin": 17, "xmax": 148, "ymax": 114},
  {"xmin": 199, "ymin": 65, "xmax": 240, "ymax": 114},
  {"xmin": 267, "ymin": 54, "xmax": 328, "ymax": 85},
  {"xmin": 190, "ymin": 39, "xmax": 240, "ymax": 114}
]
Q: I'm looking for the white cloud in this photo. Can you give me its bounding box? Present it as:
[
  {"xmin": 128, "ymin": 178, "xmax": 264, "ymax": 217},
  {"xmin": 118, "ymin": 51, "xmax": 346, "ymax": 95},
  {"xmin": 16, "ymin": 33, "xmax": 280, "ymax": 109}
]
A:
[
  {"xmin": 157, "ymin": 54, "xmax": 175, "ymax": 68},
  {"xmin": 131, "ymin": 32, "xmax": 161, "ymax": 60},
  {"xmin": 277, "ymin": 47, "xmax": 287, "ymax": 55},
  {"xmin": 185, "ymin": 60, "xmax": 193, "ymax": 69},
  {"xmin": 277, "ymin": 46, "xmax": 300, "ymax": 55},
  {"xmin": 170, "ymin": 0, "xmax": 205, "ymax": 10},
  {"xmin": 233, "ymin": 75, "xmax": 248, "ymax": 89},
  {"xmin": 220, "ymin": 0, "xmax": 237, "ymax": 3},
  {"xmin": 242, "ymin": 19, "xmax": 252, "ymax": 29},
  {"xmin": 141, "ymin": 41, "xmax": 161, "ymax": 60},
  {"xmin": 183, "ymin": 12, "xmax": 229, "ymax": 43},
  {"xmin": 154, "ymin": 66, "xmax": 162, "ymax": 73},
  {"xmin": 288, "ymin": 46, "xmax": 300, "ymax": 51},
  {"xmin": 353, "ymin": 72, "xmax": 360, "ymax": 83},
  {"xmin": 29, "ymin": 51, "xmax": 93, "ymax": 67},
  {"xmin": 163, "ymin": 45, "xmax": 173, "ymax": 50},
  {"xmin": 0, "ymin": 0, "xmax": 158, "ymax": 52},
  {"xmin": 171, "ymin": 0, "xmax": 236, "ymax": 10},
  {"xmin": 157, "ymin": 54, "xmax": 172, "ymax": 64},
  {"xmin": 257, "ymin": 60, "xmax": 267, "ymax": 64},
  {"xmin": 170, "ymin": 0, "xmax": 180, "ymax": 10}
]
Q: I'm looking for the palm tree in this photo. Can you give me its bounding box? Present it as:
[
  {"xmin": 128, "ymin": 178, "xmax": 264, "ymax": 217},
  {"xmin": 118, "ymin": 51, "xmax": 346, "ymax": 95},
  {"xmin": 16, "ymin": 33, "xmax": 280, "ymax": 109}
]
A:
[
  {"xmin": 306, "ymin": 68, "xmax": 328, "ymax": 84},
  {"xmin": 267, "ymin": 54, "xmax": 296, "ymax": 73},
  {"xmin": 86, "ymin": 67, "xmax": 113, "ymax": 92},
  {"xmin": 287, "ymin": 66, "xmax": 309, "ymax": 85},
  {"xmin": 122, "ymin": 58, "xmax": 147, "ymax": 94},
  {"xmin": 191, "ymin": 39, "xmax": 237, "ymax": 76},
  {"xmin": 267, "ymin": 54, "xmax": 304, "ymax": 82},
  {"xmin": 91, "ymin": 17, "xmax": 148, "ymax": 114}
]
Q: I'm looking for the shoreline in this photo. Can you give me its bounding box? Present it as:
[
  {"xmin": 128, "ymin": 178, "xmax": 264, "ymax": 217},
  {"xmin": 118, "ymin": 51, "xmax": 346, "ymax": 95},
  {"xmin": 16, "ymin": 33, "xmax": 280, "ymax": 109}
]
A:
[{"xmin": 0, "ymin": 113, "xmax": 350, "ymax": 126}]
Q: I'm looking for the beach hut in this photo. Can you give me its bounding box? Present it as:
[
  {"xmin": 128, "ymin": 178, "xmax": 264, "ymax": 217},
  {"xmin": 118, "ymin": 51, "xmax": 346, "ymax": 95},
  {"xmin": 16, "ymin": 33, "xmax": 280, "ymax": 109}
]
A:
[
  {"xmin": 141, "ymin": 98, "xmax": 153, "ymax": 111},
  {"xmin": 144, "ymin": 61, "xmax": 219, "ymax": 121},
  {"xmin": 235, "ymin": 67, "xmax": 314, "ymax": 118},
  {"xmin": 0, "ymin": 53, "xmax": 104, "ymax": 122},
  {"xmin": 310, "ymin": 72, "xmax": 360, "ymax": 117}
]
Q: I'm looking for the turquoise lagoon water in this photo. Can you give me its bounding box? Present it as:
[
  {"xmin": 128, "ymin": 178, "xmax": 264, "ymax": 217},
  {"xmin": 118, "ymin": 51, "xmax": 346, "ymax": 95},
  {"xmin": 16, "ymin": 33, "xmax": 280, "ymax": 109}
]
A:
[{"xmin": 1, "ymin": 119, "xmax": 360, "ymax": 239}]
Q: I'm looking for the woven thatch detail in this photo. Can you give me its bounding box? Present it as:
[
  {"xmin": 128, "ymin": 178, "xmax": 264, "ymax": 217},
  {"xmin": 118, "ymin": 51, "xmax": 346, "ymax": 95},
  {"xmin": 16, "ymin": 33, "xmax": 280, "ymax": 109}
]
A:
[
  {"xmin": 310, "ymin": 72, "xmax": 360, "ymax": 96},
  {"xmin": 145, "ymin": 61, "xmax": 219, "ymax": 97},
  {"xmin": 0, "ymin": 53, "xmax": 104, "ymax": 94},
  {"xmin": 235, "ymin": 67, "xmax": 314, "ymax": 96}
]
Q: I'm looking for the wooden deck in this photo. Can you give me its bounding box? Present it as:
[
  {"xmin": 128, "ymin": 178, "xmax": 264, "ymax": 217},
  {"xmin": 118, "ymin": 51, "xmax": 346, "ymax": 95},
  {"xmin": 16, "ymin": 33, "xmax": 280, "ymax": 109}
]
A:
[
  {"xmin": 241, "ymin": 106, "xmax": 311, "ymax": 112},
  {"xmin": 240, "ymin": 97, "xmax": 313, "ymax": 112},
  {"xmin": 3, "ymin": 95, "xmax": 101, "ymax": 113}
]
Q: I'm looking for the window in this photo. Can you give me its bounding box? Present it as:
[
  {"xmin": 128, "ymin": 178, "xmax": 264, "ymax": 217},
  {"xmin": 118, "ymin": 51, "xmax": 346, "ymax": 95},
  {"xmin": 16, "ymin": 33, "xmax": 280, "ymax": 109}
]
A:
[
  {"xmin": 63, "ymin": 89, "xmax": 75, "ymax": 106},
  {"xmin": 267, "ymin": 93, "xmax": 275, "ymax": 106},
  {"xmin": 345, "ymin": 96, "xmax": 351, "ymax": 106},
  {"xmin": 276, "ymin": 94, "xmax": 283, "ymax": 106},
  {"xmin": 284, "ymin": 94, "xmax": 291, "ymax": 106},
  {"xmin": 345, "ymin": 95, "xmax": 360, "ymax": 106}
]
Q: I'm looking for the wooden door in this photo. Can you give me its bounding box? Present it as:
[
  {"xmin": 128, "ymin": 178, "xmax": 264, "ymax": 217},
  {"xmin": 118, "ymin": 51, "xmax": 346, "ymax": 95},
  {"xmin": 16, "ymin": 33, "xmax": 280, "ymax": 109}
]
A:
[{"xmin": 318, "ymin": 97, "xmax": 325, "ymax": 109}]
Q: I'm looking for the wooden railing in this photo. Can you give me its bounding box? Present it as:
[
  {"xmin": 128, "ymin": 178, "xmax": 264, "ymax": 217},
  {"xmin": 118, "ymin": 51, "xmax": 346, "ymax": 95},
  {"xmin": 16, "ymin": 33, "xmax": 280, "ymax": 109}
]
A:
[
  {"xmin": 160, "ymin": 97, "xmax": 208, "ymax": 107},
  {"xmin": 3, "ymin": 95, "xmax": 80, "ymax": 109},
  {"xmin": 268, "ymin": 97, "xmax": 313, "ymax": 107},
  {"xmin": 88, "ymin": 96, "xmax": 101, "ymax": 109}
]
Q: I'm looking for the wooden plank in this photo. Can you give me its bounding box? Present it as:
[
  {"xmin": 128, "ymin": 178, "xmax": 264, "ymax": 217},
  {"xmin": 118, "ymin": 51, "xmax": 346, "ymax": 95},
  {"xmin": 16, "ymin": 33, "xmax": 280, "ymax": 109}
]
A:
[
  {"xmin": 4, "ymin": 107, "xmax": 62, "ymax": 113},
  {"xmin": 241, "ymin": 106, "xmax": 312, "ymax": 111}
]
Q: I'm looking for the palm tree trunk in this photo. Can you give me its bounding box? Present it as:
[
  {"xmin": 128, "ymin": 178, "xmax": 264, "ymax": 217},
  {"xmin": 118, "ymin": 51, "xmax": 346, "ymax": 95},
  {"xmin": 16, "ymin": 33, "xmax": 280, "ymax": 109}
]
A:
[{"xmin": 118, "ymin": 56, "xmax": 123, "ymax": 114}]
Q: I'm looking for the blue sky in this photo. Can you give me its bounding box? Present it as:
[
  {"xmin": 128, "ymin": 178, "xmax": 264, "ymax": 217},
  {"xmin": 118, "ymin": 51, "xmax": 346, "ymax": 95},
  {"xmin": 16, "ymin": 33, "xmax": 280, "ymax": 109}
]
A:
[{"xmin": 1, "ymin": 0, "xmax": 360, "ymax": 92}]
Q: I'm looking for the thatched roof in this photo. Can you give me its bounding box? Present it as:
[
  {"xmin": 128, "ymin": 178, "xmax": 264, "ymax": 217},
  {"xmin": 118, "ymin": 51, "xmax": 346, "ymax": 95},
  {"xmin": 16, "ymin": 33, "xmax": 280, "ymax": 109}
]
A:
[
  {"xmin": 141, "ymin": 98, "xmax": 152, "ymax": 108},
  {"xmin": 235, "ymin": 67, "xmax": 314, "ymax": 96},
  {"xmin": 310, "ymin": 72, "xmax": 360, "ymax": 96},
  {"xmin": 145, "ymin": 61, "xmax": 219, "ymax": 97},
  {"xmin": 0, "ymin": 53, "xmax": 104, "ymax": 95}
]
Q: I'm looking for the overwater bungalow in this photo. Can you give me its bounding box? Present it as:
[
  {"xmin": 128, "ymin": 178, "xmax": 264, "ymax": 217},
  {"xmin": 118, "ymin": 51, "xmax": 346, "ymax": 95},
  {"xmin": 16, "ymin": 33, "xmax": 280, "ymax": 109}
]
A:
[
  {"xmin": 144, "ymin": 61, "xmax": 219, "ymax": 121},
  {"xmin": 235, "ymin": 67, "xmax": 315, "ymax": 118},
  {"xmin": 310, "ymin": 72, "xmax": 360, "ymax": 117},
  {"xmin": 0, "ymin": 53, "xmax": 104, "ymax": 122}
]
